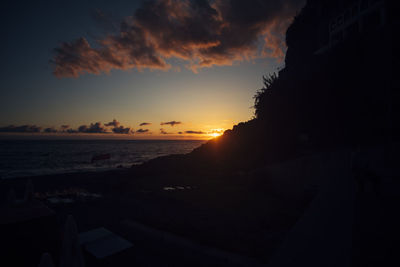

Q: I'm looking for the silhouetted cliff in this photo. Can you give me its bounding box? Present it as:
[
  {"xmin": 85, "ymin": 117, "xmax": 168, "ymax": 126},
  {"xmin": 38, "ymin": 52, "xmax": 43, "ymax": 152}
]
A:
[{"xmin": 138, "ymin": 0, "xmax": 399, "ymax": 174}]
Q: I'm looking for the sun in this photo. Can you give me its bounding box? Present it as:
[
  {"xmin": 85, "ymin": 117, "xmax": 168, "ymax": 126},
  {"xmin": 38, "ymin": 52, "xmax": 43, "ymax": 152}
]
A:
[
  {"xmin": 209, "ymin": 129, "xmax": 224, "ymax": 138},
  {"xmin": 210, "ymin": 132, "xmax": 222, "ymax": 138}
]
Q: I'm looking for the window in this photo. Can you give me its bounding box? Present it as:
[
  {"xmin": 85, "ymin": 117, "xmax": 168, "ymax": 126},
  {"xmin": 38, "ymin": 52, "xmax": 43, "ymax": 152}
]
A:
[
  {"xmin": 331, "ymin": 32, "xmax": 343, "ymax": 44},
  {"xmin": 363, "ymin": 9, "xmax": 381, "ymax": 31},
  {"xmin": 361, "ymin": 0, "xmax": 369, "ymax": 11},
  {"xmin": 345, "ymin": 22, "xmax": 359, "ymax": 37},
  {"xmin": 330, "ymin": 19, "xmax": 337, "ymax": 31},
  {"xmin": 337, "ymin": 15, "xmax": 344, "ymax": 26},
  {"xmin": 344, "ymin": 10, "xmax": 351, "ymax": 22},
  {"xmin": 370, "ymin": 0, "xmax": 382, "ymax": 5},
  {"xmin": 351, "ymin": 6, "xmax": 358, "ymax": 17}
]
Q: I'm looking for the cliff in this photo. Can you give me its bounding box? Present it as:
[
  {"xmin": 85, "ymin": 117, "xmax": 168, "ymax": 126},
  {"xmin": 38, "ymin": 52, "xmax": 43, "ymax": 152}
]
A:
[{"xmin": 138, "ymin": 0, "xmax": 398, "ymax": 174}]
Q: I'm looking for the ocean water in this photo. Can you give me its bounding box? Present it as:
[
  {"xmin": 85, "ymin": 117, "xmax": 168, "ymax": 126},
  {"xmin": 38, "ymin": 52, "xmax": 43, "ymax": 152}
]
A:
[{"xmin": 0, "ymin": 139, "xmax": 205, "ymax": 179}]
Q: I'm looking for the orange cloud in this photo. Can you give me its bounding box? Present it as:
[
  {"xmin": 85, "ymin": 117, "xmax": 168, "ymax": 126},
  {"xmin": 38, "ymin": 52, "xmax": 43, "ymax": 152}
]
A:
[{"xmin": 52, "ymin": 0, "xmax": 305, "ymax": 78}]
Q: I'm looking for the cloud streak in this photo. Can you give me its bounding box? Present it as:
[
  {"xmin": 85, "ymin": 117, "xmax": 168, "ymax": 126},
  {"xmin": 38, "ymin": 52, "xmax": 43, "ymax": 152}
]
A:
[
  {"xmin": 139, "ymin": 122, "xmax": 152, "ymax": 126},
  {"xmin": 0, "ymin": 125, "xmax": 42, "ymax": 133},
  {"xmin": 112, "ymin": 126, "xmax": 133, "ymax": 134},
  {"xmin": 78, "ymin": 122, "xmax": 108, "ymax": 133},
  {"xmin": 105, "ymin": 119, "xmax": 120, "ymax": 127},
  {"xmin": 136, "ymin": 128, "xmax": 150, "ymax": 133},
  {"xmin": 52, "ymin": 0, "xmax": 305, "ymax": 77},
  {"xmin": 0, "ymin": 119, "xmax": 136, "ymax": 135},
  {"xmin": 73, "ymin": 120, "xmax": 133, "ymax": 134},
  {"xmin": 44, "ymin": 128, "xmax": 58, "ymax": 133},
  {"xmin": 60, "ymin": 125, "xmax": 70, "ymax": 131},
  {"xmin": 185, "ymin": 130, "xmax": 206, "ymax": 134},
  {"xmin": 160, "ymin": 121, "xmax": 181, "ymax": 127},
  {"xmin": 160, "ymin": 128, "xmax": 170, "ymax": 134}
]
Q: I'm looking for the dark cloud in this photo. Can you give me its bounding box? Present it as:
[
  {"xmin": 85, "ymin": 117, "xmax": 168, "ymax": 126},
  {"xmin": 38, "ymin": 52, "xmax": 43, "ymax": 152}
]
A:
[
  {"xmin": 106, "ymin": 120, "xmax": 133, "ymax": 134},
  {"xmin": 0, "ymin": 125, "xmax": 42, "ymax": 133},
  {"xmin": 78, "ymin": 122, "xmax": 107, "ymax": 133},
  {"xmin": 53, "ymin": 0, "xmax": 305, "ymax": 77},
  {"xmin": 160, "ymin": 128, "xmax": 169, "ymax": 134},
  {"xmin": 136, "ymin": 128, "xmax": 149, "ymax": 133},
  {"xmin": 105, "ymin": 119, "xmax": 120, "ymax": 127},
  {"xmin": 105, "ymin": 119, "xmax": 133, "ymax": 134},
  {"xmin": 112, "ymin": 126, "xmax": 132, "ymax": 134},
  {"xmin": 44, "ymin": 128, "xmax": 58, "ymax": 133},
  {"xmin": 0, "ymin": 121, "xmax": 135, "ymax": 134},
  {"xmin": 52, "ymin": 33, "xmax": 169, "ymax": 77},
  {"xmin": 66, "ymin": 128, "xmax": 78, "ymax": 134},
  {"xmin": 0, "ymin": 120, "xmax": 136, "ymax": 135},
  {"xmin": 78, "ymin": 125, "xmax": 88, "ymax": 132},
  {"xmin": 77, "ymin": 121, "xmax": 132, "ymax": 134},
  {"xmin": 160, "ymin": 121, "xmax": 181, "ymax": 127},
  {"xmin": 178, "ymin": 131, "xmax": 183, "ymax": 134},
  {"xmin": 139, "ymin": 122, "xmax": 152, "ymax": 126},
  {"xmin": 185, "ymin": 130, "xmax": 206, "ymax": 134}
]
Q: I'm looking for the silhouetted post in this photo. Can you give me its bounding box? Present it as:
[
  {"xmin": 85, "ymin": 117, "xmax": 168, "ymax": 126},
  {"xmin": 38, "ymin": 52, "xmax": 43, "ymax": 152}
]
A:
[
  {"xmin": 384, "ymin": 3, "xmax": 393, "ymax": 167},
  {"xmin": 38, "ymin": 253, "xmax": 55, "ymax": 267},
  {"xmin": 59, "ymin": 215, "xmax": 85, "ymax": 267},
  {"xmin": 23, "ymin": 179, "xmax": 34, "ymax": 203},
  {"xmin": 6, "ymin": 188, "xmax": 16, "ymax": 206}
]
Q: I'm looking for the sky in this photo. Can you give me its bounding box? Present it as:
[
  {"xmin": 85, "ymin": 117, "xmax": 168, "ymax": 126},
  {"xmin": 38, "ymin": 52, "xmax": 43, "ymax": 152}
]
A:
[{"xmin": 0, "ymin": 0, "xmax": 305, "ymax": 139}]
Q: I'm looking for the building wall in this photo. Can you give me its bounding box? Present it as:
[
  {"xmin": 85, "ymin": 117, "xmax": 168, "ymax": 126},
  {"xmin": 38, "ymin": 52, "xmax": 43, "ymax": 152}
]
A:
[{"xmin": 314, "ymin": 0, "xmax": 386, "ymax": 55}]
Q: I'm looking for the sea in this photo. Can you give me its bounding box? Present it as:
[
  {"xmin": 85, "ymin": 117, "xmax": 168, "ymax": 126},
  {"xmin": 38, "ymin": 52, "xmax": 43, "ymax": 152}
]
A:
[{"xmin": 0, "ymin": 139, "xmax": 205, "ymax": 179}]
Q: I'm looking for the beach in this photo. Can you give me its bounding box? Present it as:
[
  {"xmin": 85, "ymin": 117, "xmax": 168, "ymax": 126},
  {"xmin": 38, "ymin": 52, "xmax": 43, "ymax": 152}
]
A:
[
  {"xmin": 2, "ymin": 145, "xmax": 400, "ymax": 266},
  {"xmin": 1, "ymin": 159, "xmax": 317, "ymax": 266}
]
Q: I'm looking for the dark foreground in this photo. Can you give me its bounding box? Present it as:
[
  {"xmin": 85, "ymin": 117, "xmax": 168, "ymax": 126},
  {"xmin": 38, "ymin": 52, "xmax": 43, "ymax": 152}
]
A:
[{"xmin": 1, "ymin": 147, "xmax": 400, "ymax": 266}]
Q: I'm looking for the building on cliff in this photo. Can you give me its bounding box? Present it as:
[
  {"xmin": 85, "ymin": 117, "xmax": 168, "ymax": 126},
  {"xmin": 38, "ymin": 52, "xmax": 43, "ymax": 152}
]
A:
[
  {"xmin": 277, "ymin": 0, "xmax": 399, "ymax": 146},
  {"xmin": 314, "ymin": 0, "xmax": 387, "ymax": 55}
]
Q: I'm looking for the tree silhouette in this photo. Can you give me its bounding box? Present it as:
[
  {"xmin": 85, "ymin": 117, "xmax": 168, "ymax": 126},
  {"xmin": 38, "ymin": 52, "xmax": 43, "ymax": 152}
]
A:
[{"xmin": 253, "ymin": 72, "xmax": 278, "ymax": 118}]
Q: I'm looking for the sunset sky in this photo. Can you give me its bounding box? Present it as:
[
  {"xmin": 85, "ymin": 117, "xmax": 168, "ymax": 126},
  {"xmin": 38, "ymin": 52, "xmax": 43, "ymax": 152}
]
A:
[{"xmin": 0, "ymin": 0, "xmax": 305, "ymax": 139}]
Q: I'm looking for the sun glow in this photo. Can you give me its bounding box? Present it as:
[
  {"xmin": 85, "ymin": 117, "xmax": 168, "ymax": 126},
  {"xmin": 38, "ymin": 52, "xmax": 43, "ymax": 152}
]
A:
[
  {"xmin": 211, "ymin": 132, "xmax": 222, "ymax": 137},
  {"xmin": 209, "ymin": 128, "xmax": 224, "ymax": 138}
]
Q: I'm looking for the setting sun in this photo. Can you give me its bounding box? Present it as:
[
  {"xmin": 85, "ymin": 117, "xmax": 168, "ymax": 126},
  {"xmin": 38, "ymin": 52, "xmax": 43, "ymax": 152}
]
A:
[
  {"xmin": 210, "ymin": 132, "xmax": 222, "ymax": 138},
  {"xmin": 208, "ymin": 129, "xmax": 224, "ymax": 138}
]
